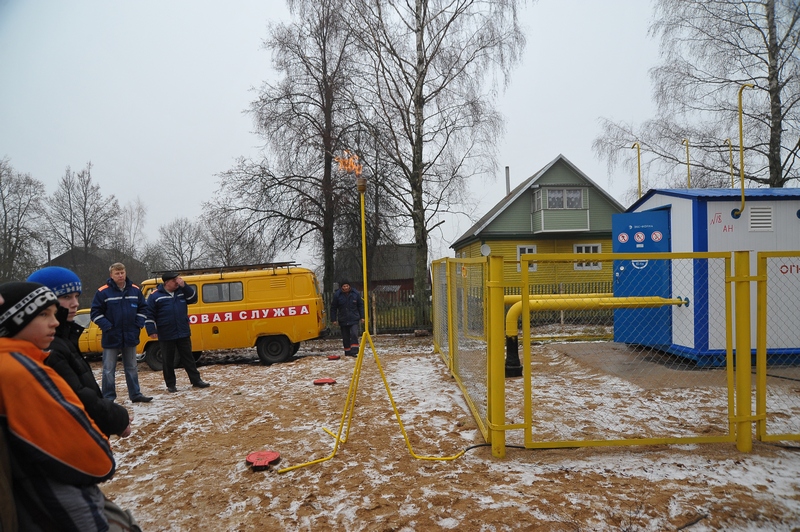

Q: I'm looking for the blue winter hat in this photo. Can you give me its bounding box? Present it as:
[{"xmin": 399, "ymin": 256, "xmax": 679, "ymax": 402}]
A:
[{"xmin": 27, "ymin": 266, "xmax": 82, "ymax": 297}]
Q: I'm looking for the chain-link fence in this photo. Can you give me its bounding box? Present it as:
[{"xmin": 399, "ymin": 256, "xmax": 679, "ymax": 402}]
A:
[
  {"xmin": 431, "ymin": 258, "xmax": 490, "ymax": 439},
  {"xmin": 433, "ymin": 251, "xmax": 800, "ymax": 456},
  {"xmin": 757, "ymin": 252, "xmax": 800, "ymax": 443},
  {"xmin": 513, "ymin": 253, "xmax": 735, "ymax": 448}
]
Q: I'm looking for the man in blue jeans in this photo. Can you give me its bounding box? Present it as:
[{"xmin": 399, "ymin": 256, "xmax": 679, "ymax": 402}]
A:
[{"xmin": 91, "ymin": 262, "xmax": 152, "ymax": 403}]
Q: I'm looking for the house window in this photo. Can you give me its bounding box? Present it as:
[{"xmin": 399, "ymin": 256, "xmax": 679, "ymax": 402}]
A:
[
  {"xmin": 545, "ymin": 188, "xmax": 584, "ymax": 209},
  {"xmin": 574, "ymin": 244, "xmax": 601, "ymax": 270},
  {"xmin": 517, "ymin": 245, "xmax": 537, "ymax": 272}
]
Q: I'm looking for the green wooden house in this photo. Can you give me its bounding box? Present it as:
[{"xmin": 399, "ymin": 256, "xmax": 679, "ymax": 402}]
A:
[{"xmin": 450, "ymin": 154, "xmax": 625, "ymax": 287}]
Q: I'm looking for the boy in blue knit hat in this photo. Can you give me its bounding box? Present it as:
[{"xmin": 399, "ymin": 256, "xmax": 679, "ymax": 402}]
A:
[{"xmin": 28, "ymin": 266, "xmax": 134, "ymax": 436}]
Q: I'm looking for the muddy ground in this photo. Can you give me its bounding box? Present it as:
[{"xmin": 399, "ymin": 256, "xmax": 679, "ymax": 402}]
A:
[{"xmin": 93, "ymin": 335, "xmax": 800, "ymax": 531}]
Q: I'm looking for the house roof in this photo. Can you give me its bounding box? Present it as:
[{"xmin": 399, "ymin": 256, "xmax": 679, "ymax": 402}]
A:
[
  {"xmin": 450, "ymin": 154, "xmax": 625, "ymax": 249},
  {"xmin": 629, "ymin": 187, "xmax": 800, "ymax": 212}
]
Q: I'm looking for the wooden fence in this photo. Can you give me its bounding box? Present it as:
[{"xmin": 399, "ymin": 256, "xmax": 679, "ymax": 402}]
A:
[
  {"xmin": 323, "ymin": 281, "xmax": 613, "ymax": 334},
  {"xmin": 324, "ymin": 290, "xmax": 432, "ymax": 334}
]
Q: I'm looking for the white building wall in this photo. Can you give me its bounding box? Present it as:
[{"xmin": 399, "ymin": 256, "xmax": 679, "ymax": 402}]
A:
[{"xmin": 636, "ymin": 195, "xmax": 800, "ymax": 354}]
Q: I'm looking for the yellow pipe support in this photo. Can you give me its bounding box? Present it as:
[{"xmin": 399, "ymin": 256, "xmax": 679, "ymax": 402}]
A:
[
  {"xmin": 488, "ymin": 256, "xmax": 506, "ymax": 458},
  {"xmin": 755, "ymin": 252, "xmax": 768, "ymax": 441},
  {"xmin": 279, "ymin": 163, "xmax": 467, "ymax": 473},
  {"xmin": 503, "ymin": 293, "xmax": 611, "ymax": 305},
  {"xmin": 733, "ymin": 251, "xmax": 753, "ymax": 452},
  {"xmin": 504, "ymin": 296, "xmax": 687, "ymax": 337},
  {"xmin": 734, "ymin": 83, "xmax": 754, "ymax": 218}
]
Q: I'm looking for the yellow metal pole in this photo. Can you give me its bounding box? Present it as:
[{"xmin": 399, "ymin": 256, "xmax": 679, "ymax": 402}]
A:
[
  {"xmin": 725, "ymin": 138, "xmax": 734, "ymax": 188},
  {"xmin": 487, "ymin": 255, "xmax": 506, "ymax": 458},
  {"xmin": 682, "ymin": 138, "xmax": 691, "ymax": 188},
  {"xmin": 734, "ymin": 84, "xmax": 754, "ymax": 218},
  {"xmin": 755, "ymin": 252, "xmax": 768, "ymax": 440},
  {"xmin": 357, "ymin": 177, "xmax": 369, "ymax": 324},
  {"xmin": 632, "ymin": 142, "xmax": 642, "ymax": 198},
  {"xmin": 521, "ymin": 256, "xmax": 532, "ymax": 446},
  {"xmin": 445, "ymin": 259, "xmax": 456, "ymax": 371},
  {"xmin": 734, "ymin": 251, "xmax": 753, "ymax": 452}
]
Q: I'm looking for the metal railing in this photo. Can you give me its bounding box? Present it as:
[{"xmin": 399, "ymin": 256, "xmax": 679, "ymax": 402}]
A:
[{"xmin": 432, "ymin": 251, "xmax": 800, "ymax": 458}]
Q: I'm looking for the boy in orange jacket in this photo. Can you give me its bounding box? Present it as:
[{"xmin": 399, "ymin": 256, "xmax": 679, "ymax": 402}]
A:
[{"xmin": 0, "ymin": 281, "xmax": 139, "ymax": 531}]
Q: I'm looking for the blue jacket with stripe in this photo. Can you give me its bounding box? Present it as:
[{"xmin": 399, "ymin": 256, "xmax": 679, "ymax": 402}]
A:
[
  {"xmin": 90, "ymin": 277, "xmax": 148, "ymax": 348},
  {"xmin": 144, "ymin": 283, "xmax": 198, "ymax": 341}
]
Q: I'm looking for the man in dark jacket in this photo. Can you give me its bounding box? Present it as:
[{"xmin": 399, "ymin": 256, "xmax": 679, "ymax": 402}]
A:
[
  {"xmin": 330, "ymin": 280, "xmax": 365, "ymax": 357},
  {"xmin": 145, "ymin": 271, "xmax": 210, "ymax": 393},
  {"xmin": 28, "ymin": 266, "xmax": 132, "ymax": 438},
  {"xmin": 91, "ymin": 262, "xmax": 152, "ymax": 403}
]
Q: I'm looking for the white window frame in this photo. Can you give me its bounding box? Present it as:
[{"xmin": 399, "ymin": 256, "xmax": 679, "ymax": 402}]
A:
[
  {"xmin": 545, "ymin": 188, "xmax": 584, "ymax": 210},
  {"xmin": 534, "ymin": 190, "xmax": 542, "ymax": 212},
  {"xmin": 517, "ymin": 245, "xmax": 537, "ymax": 272},
  {"xmin": 574, "ymin": 243, "xmax": 601, "ymax": 270}
]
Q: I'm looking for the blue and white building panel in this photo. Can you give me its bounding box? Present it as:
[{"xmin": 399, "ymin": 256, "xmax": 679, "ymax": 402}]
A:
[{"xmin": 614, "ymin": 188, "xmax": 800, "ymax": 365}]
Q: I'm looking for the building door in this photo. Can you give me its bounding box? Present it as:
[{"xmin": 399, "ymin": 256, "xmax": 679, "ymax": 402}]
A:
[{"xmin": 612, "ymin": 209, "xmax": 672, "ymax": 346}]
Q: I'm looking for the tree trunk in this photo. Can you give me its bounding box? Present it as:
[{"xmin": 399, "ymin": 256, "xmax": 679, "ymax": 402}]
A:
[{"xmin": 765, "ymin": 0, "xmax": 784, "ymax": 187}]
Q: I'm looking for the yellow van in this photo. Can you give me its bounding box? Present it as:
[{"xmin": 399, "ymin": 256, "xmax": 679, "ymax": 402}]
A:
[
  {"xmin": 75, "ymin": 309, "xmax": 102, "ymax": 355},
  {"xmin": 136, "ymin": 262, "xmax": 326, "ymax": 370}
]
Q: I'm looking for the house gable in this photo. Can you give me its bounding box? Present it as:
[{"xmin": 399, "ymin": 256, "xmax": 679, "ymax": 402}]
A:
[
  {"xmin": 452, "ymin": 155, "xmax": 624, "ymax": 250},
  {"xmin": 449, "ymin": 155, "xmax": 624, "ymax": 286}
]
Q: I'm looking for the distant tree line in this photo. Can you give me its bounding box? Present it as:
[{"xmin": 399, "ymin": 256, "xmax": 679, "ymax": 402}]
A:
[
  {"xmin": 215, "ymin": 0, "xmax": 526, "ymax": 325},
  {"xmin": 593, "ymin": 0, "xmax": 800, "ymax": 203},
  {"xmin": 6, "ymin": 0, "xmax": 793, "ymax": 315},
  {"xmin": 0, "ymin": 158, "xmax": 273, "ymax": 284}
]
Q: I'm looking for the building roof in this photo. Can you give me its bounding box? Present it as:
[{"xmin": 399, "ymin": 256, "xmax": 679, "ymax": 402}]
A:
[
  {"xmin": 451, "ymin": 154, "xmax": 625, "ymax": 249},
  {"xmin": 629, "ymin": 187, "xmax": 800, "ymax": 212},
  {"xmin": 334, "ymin": 243, "xmax": 418, "ymax": 283}
]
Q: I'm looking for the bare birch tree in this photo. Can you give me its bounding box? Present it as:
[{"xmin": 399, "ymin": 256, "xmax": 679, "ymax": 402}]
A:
[
  {"xmin": 155, "ymin": 217, "xmax": 206, "ymax": 270},
  {"xmin": 0, "ymin": 159, "xmax": 46, "ymax": 281},
  {"xmin": 216, "ymin": 0, "xmax": 360, "ymax": 294},
  {"xmin": 593, "ymin": 0, "xmax": 800, "ymax": 195},
  {"xmin": 109, "ymin": 197, "xmax": 148, "ymax": 259},
  {"xmin": 349, "ymin": 0, "xmax": 527, "ymax": 321},
  {"xmin": 46, "ymin": 162, "xmax": 119, "ymax": 254},
  {"xmin": 200, "ymin": 204, "xmax": 275, "ymax": 267}
]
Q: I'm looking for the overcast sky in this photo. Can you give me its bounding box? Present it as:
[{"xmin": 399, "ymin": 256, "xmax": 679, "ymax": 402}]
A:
[{"xmin": 0, "ymin": 0, "xmax": 659, "ymax": 266}]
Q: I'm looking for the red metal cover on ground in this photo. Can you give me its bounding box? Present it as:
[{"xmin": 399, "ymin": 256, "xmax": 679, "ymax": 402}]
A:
[
  {"xmin": 313, "ymin": 378, "xmax": 336, "ymax": 385},
  {"xmin": 327, "ymin": 355, "xmax": 340, "ymax": 360},
  {"xmin": 246, "ymin": 450, "xmax": 280, "ymax": 470}
]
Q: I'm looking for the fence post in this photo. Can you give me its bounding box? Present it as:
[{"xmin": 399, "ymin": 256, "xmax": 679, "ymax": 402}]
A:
[
  {"xmin": 755, "ymin": 252, "xmax": 768, "ymax": 441},
  {"xmin": 487, "ymin": 255, "xmax": 506, "ymax": 458},
  {"xmin": 734, "ymin": 251, "xmax": 753, "ymax": 452}
]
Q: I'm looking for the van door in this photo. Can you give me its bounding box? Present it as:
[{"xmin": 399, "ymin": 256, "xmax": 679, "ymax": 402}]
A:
[{"xmin": 196, "ymin": 280, "xmax": 248, "ymax": 351}]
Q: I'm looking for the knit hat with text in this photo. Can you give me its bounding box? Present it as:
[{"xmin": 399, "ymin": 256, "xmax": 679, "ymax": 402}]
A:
[
  {"xmin": 27, "ymin": 266, "xmax": 82, "ymax": 297},
  {"xmin": 0, "ymin": 282, "xmax": 59, "ymax": 338}
]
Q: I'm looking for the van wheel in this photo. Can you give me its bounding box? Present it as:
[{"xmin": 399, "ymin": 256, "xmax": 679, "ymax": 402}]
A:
[
  {"xmin": 144, "ymin": 343, "xmax": 163, "ymax": 372},
  {"xmin": 292, "ymin": 342, "xmax": 300, "ymax": 355},
  {"xmin": 256, "ymin": 336, "xmax": 291, "ymax": 365}
]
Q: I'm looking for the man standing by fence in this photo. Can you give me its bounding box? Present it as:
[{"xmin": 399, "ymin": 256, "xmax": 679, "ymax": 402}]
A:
[{"xmin": 330, "ymin": 281, "xmax": 364, "ymax": 358}]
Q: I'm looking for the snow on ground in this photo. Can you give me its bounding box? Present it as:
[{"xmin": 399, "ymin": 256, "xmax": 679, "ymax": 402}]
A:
[{"xmin": 98, "ymin": 335, "xmax": 800, "ymax": 531}]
